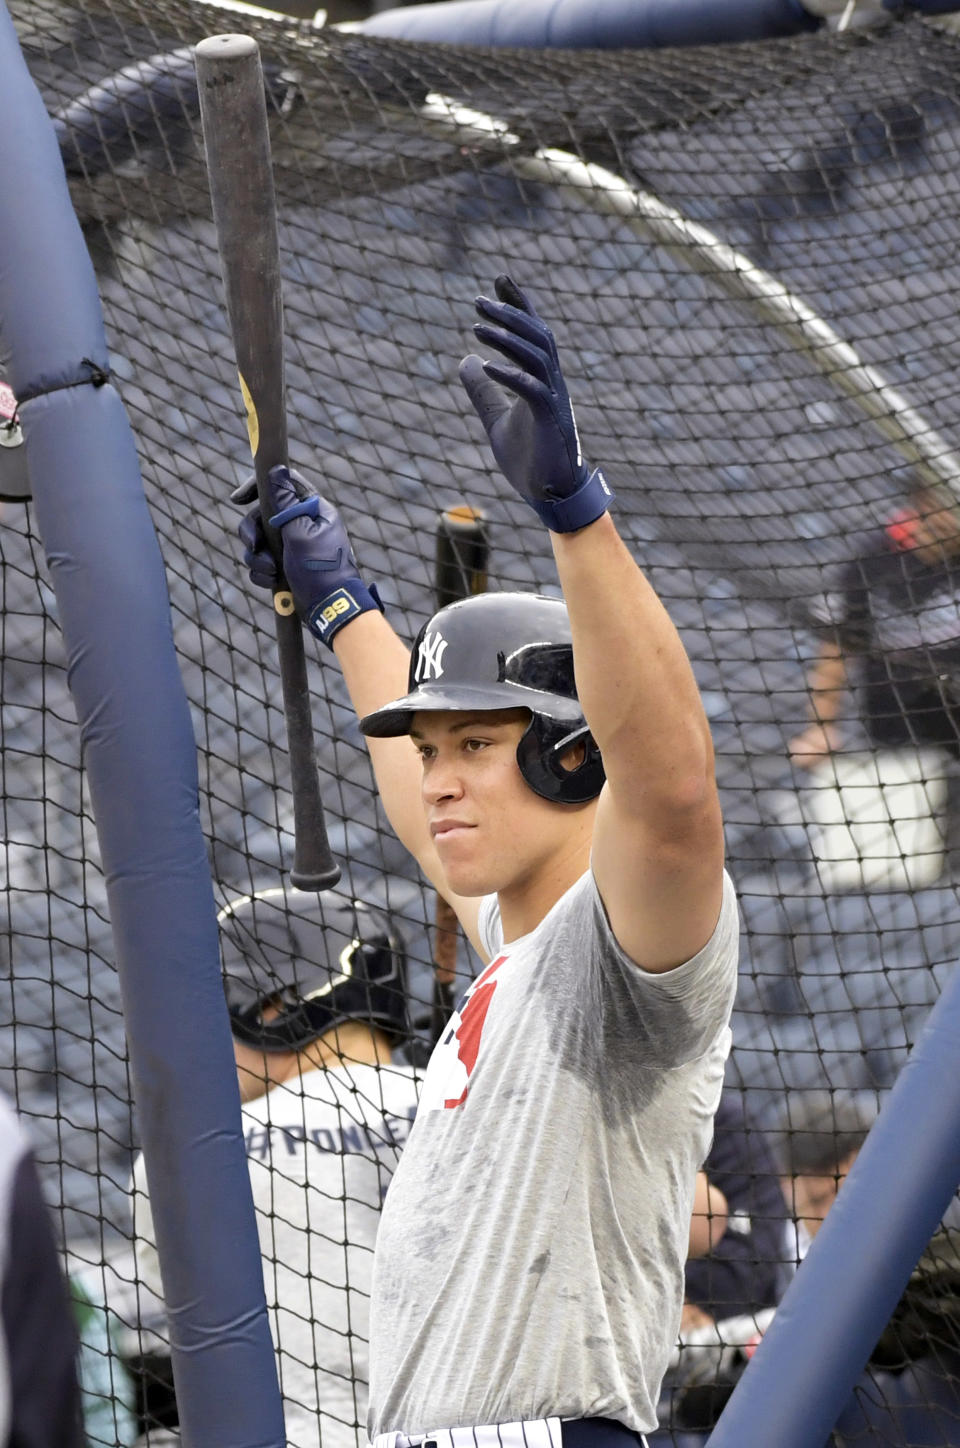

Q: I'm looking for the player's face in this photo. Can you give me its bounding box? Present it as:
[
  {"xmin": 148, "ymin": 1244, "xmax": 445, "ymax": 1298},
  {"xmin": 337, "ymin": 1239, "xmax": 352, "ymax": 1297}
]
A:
[
  {"xmin": 412, "ymin": 708, "xmax": 590, "ymax": 899},
  {"xmin": 787, "ymin": 1148, "xmax": 859, "ymax": 1240}
]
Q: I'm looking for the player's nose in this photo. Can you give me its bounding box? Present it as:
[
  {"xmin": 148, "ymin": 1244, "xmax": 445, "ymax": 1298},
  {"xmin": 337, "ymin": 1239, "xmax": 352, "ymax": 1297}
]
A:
[{"xmin": 422, "ymin": 754, "xmax": 465, "ymax": 805}]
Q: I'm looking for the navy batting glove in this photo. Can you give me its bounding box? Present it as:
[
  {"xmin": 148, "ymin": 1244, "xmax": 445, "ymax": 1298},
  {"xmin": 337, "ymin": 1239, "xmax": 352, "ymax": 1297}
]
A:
[
  {"xmin": 458, "ymin": 274, "xmax": 613, "ymax": 532},
  {"xmin": 234, "ymin": 466, "xmax": 382, "ymax": 648}
]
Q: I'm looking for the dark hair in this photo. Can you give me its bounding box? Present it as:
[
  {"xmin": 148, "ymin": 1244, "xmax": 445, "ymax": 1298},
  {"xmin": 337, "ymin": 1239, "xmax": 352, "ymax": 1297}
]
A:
[{"xmin": 775, "ymin": 1090, "xmax": 876, "ymax": 1178}]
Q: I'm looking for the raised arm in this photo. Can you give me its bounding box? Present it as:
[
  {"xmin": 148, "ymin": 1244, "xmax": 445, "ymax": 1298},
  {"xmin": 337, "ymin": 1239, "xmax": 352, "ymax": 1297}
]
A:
[
  {"xmin": 236, "ymin": 472, "xmax": 484, "ymax": 951},
  {"xmin": 460, "ymin": 276, "xmax": 724, "ymax": 971},
  {"xmin": 788, "ymin": 639, "xmax": 849, "ymax": 766},
  {"xmin": 552, "ymin": 513, "xmax": 724, "ymax": 969}
]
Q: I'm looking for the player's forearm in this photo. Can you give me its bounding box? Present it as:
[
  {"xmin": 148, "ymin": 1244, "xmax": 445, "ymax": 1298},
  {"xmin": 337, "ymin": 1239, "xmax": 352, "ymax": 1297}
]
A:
[
  {"xmin": 550, "ymin": 515, "xmax": 716, "ymax": 820},
  {"xmin": 332, "ymin": 612, "xmax": 436, "ymax": 866},
  {"xmin": 805, "ymin": 641, "xmax": 848, "ymax": 723},
  {"xmin": 332, "ymin": 609, "xmax": 410, "ymax": 720}
]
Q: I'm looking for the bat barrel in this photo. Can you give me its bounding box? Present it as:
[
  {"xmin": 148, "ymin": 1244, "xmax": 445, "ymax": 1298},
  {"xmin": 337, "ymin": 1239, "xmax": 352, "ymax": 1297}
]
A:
[
  {"xmin": 195, "ymin": 34, "xmax": 286, "ymax": 491},
  {"xmin": 196, "ymin": 34, "xmax": 340, "ymax": 891},
  {"xmin": 435, "ymin": 505, "xmax": 489, "ymax": 611}
]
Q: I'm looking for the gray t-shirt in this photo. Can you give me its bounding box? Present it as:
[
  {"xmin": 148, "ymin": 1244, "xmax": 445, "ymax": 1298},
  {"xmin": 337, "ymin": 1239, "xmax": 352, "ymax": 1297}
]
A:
[{"xmin": 368, "ymin": 870, "xmax": 739, "ymax": 1438}]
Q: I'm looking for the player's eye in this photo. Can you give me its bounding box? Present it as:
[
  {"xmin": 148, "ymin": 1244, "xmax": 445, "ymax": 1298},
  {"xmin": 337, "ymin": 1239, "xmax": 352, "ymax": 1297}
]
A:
[{"xmin": 463, "ymin": 737, "xmax": 490, "ymax": 752}]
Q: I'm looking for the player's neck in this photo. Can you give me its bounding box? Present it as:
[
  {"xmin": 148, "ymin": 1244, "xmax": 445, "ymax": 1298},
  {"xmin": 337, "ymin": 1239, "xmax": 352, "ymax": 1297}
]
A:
[
  {"xmin": 235, "ymin": 1025, "xmax": 393, "ymax": 1102},
  {"xmin": 497, "ymin": 833, "xmax": 591, "ymax": 943},
  {"xmin": 307, "ymin": 1021, "xmax": 393, "ymax": 1070}
]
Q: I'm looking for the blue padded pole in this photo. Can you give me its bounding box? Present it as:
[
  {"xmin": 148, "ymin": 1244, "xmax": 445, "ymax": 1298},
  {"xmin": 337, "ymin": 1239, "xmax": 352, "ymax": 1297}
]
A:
[
  {"xmin": 357, "ymin": 0, "xmax": 821, "ymax": 46},
  {"xmin": 707, "ymin": 962, "xmax": 960, "ymax": 1448},
  {"xmin": 0, "ymin": 6, "xmax": 285, "ymax": 1445}
]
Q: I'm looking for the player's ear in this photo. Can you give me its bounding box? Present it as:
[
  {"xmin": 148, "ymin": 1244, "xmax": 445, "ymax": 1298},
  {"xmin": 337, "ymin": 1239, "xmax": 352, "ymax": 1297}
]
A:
[{"xmin": 558, "ymin": 739, "xmax": 587, "ymax": 772}]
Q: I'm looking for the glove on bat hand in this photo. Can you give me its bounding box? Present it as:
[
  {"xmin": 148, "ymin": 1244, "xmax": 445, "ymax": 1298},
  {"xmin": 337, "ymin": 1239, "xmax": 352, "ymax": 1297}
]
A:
[
  {"xmin": 459, "ymin": 274, "xmax": 614, "ymax": 532},
  {"xmin": 235, "ymin": 465, "xmax": 382, "ymax": 649}
]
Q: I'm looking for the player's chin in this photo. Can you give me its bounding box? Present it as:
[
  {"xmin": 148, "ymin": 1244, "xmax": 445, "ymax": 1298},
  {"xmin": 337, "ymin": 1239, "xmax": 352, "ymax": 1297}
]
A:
[
  {"xmin": 440, "ymin": 862, "xmax": 489, "ymax": 899},
  {"xmin": 436, "ymin": 844, "xmax": 495, "ymax": 899}
]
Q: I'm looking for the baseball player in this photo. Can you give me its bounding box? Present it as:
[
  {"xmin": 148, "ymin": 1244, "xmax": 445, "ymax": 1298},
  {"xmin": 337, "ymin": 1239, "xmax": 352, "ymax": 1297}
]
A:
[
  {"xmin": 132, "ymin": 887, "xmax": 420, "ymax": 1448},
  {"xmin": 237, "ymin": 276, "xmax": 739, "ymax": 1448}
]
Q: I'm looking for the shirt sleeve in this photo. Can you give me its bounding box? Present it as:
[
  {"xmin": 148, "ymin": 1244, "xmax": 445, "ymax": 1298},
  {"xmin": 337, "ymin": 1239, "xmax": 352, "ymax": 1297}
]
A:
[{"xmin": 588, "ymin": 870, "xmax": 741, "ymax": 1067}]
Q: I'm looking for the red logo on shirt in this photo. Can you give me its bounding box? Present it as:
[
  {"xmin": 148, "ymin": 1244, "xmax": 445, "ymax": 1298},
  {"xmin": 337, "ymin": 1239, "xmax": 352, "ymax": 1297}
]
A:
[
  {"xmin": 418, "ymin": 952, "xmax": 511, "ymax": 1114},
  {"xmin": 443, "ymin": 954, "xmax": 506, "ymax": 1108}
]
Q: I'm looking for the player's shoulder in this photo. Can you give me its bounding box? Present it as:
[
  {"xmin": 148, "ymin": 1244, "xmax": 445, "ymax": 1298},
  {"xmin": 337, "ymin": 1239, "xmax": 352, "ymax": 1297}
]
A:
[
  {"xmin": 478, "ymin": 872, "xmax": 595, "ymax": 959},
  {"xmin": 596, "ymin": 866, "xmax": 739, "ymax": 984}
]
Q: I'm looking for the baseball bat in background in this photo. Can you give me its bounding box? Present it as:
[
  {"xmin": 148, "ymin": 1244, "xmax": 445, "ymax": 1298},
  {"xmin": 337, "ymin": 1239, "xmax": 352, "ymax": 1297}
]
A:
[
  {"xmin": 431, "ymin": 506, "xmax": 489, "ymax": 1041},
  {"xmin": 195, "ymin": 33, "xmax": 339, "ymax": 892}
]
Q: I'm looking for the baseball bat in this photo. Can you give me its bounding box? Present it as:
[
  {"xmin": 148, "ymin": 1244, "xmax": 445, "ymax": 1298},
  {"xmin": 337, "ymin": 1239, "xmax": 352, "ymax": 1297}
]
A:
[
  {"xmin": 430, "ymin": 506, "xmax": 489, "ymax": 1041},
  {"xmin": 195, "ymin": 33, "xmax": 339, "ymax": 892}
]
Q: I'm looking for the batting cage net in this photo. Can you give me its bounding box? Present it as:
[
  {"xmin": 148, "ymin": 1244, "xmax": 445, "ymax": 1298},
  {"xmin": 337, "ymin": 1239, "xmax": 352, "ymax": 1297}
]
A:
[{"xmin": 3, "ymin": 0, "xmax": 960, "ymax": 1442}]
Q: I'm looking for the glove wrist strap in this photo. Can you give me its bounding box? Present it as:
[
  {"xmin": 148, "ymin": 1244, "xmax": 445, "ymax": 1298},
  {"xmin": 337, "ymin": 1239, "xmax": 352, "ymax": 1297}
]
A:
[
  {"xmin": 305, "ymin": 579, "xmax": 383, "ymax": 648},
  {"xmin": 530, "ymin": 467, "xmax": 614, "ymax": 533}
]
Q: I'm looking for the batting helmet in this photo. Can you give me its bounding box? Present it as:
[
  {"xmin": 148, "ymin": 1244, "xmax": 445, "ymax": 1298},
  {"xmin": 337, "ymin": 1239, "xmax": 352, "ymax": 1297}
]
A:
[
  {"xmin": 360, "ymin": 592, "xmax": 605, "ymax": 805},
  {"xmin": 218, "ymin": 886, "xmax": 407, "ymax": 1052}
]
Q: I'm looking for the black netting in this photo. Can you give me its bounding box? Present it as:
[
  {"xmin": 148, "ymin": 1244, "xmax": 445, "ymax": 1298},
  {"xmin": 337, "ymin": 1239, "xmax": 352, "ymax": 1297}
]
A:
[{"xmin": 3, "ymin": 2, "xmax": 960, "ymax": 1443}]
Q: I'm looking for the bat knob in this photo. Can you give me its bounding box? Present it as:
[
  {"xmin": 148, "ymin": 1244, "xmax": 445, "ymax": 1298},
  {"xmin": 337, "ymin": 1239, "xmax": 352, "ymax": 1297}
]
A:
[
  {"xmin": 290, "ymin": 863, "xmax": 342, "ymax": 892},
  {"xmin": 195, "ymin": 33, "xmax": 260, "ymax": 64}
]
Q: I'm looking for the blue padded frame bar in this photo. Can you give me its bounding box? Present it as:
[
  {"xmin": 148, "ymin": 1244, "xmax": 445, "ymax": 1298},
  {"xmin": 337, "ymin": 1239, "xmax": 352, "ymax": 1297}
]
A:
[
  {"xmin": 357, "ymin": 0, "xmax": 821, "ymax": 47},
  {"xmin": 359, "ymin": 0, "xmax": 960, "ymax": 44},
  {"xmin": 0, "ymin": 6, "xmax": 285, "ymax": 1444},
  {"xmin": 707, "ymin": 960, "xmax": 960, "ymax": 1448}
]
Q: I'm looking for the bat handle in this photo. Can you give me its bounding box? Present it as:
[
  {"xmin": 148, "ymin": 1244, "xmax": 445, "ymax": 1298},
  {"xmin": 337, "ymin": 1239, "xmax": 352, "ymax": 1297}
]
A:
[
  {"xmin": 273, "ymin": 609, "xmax": 341, "ymax": 891},
  {"xmin": 252, "ymin": 463, "xmax": 339, "ymax": 891}
]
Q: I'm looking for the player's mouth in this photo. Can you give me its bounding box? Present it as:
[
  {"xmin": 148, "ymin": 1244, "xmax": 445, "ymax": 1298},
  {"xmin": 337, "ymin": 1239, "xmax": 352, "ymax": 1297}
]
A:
[{"xmin": 431, "ymin": 819, "xmax": 475, "ymax": 839}]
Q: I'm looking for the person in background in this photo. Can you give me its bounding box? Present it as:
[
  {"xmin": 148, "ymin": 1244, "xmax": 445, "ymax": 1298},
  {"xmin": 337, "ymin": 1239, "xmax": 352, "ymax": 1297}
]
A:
[
  {"xmin": 132, "ymin": 886, "xmax": 421, "ymax": 1448},
  {"xmin": 684, "ymin": 1092, "xmax": 785, "ymax": 1329},
  {"xmin": 649, "ymin": 1093, "xmax": 787, "ymax": 1444},
  {"xmin": 778, "ymin": 1091, "xmax": 960, "ymax": 1448},
  {"xmin": 0, "ymin": 1089, "xmax": 85, "ymax": 1446},
  {"xmin": 790, "ymin": 478, "xmax": 960, "ymax": 768}
]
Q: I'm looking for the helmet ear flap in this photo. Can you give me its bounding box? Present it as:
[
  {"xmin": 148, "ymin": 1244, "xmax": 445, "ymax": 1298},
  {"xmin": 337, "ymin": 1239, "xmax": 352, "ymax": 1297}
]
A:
[{"xmin": 516, "ymin": 714, "xmax": 605, "ymax": 804}]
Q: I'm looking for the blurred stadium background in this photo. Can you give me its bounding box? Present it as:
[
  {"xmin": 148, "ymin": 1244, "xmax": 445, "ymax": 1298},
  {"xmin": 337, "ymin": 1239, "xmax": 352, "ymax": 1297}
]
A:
[{"xmin": 3, "ymin": 0, "xmax": 960, "ymax": 1441}]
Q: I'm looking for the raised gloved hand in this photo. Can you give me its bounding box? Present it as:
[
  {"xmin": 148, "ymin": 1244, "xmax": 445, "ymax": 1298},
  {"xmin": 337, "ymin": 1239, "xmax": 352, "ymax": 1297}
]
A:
[
  {"xmin": 458, "ymin": 274, "xmax": 613, "ymax": 532},
  {"xmin": 235, "ymin": 465, "xmax": 381, "ymax": 648}
]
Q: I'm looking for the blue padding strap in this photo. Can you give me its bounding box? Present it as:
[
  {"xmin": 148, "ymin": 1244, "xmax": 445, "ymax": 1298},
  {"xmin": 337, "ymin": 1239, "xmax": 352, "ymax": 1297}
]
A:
[
  {"xmin": 16, "ymin": 355, "xmax": 110, "ymax": 404},
  {"xmin": 530, "ymin": 467, "xmax": 614, "ymax": 532},
  {"xmin": 306, "ymin": 580, "xmax": 384, "ymax": 646}
]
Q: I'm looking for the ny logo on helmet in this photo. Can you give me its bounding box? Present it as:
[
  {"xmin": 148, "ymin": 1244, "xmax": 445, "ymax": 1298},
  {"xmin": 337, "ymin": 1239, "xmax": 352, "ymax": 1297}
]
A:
[{"xmin": 416, "ymin": 628, "xmax": 448, "ymax": 682}]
